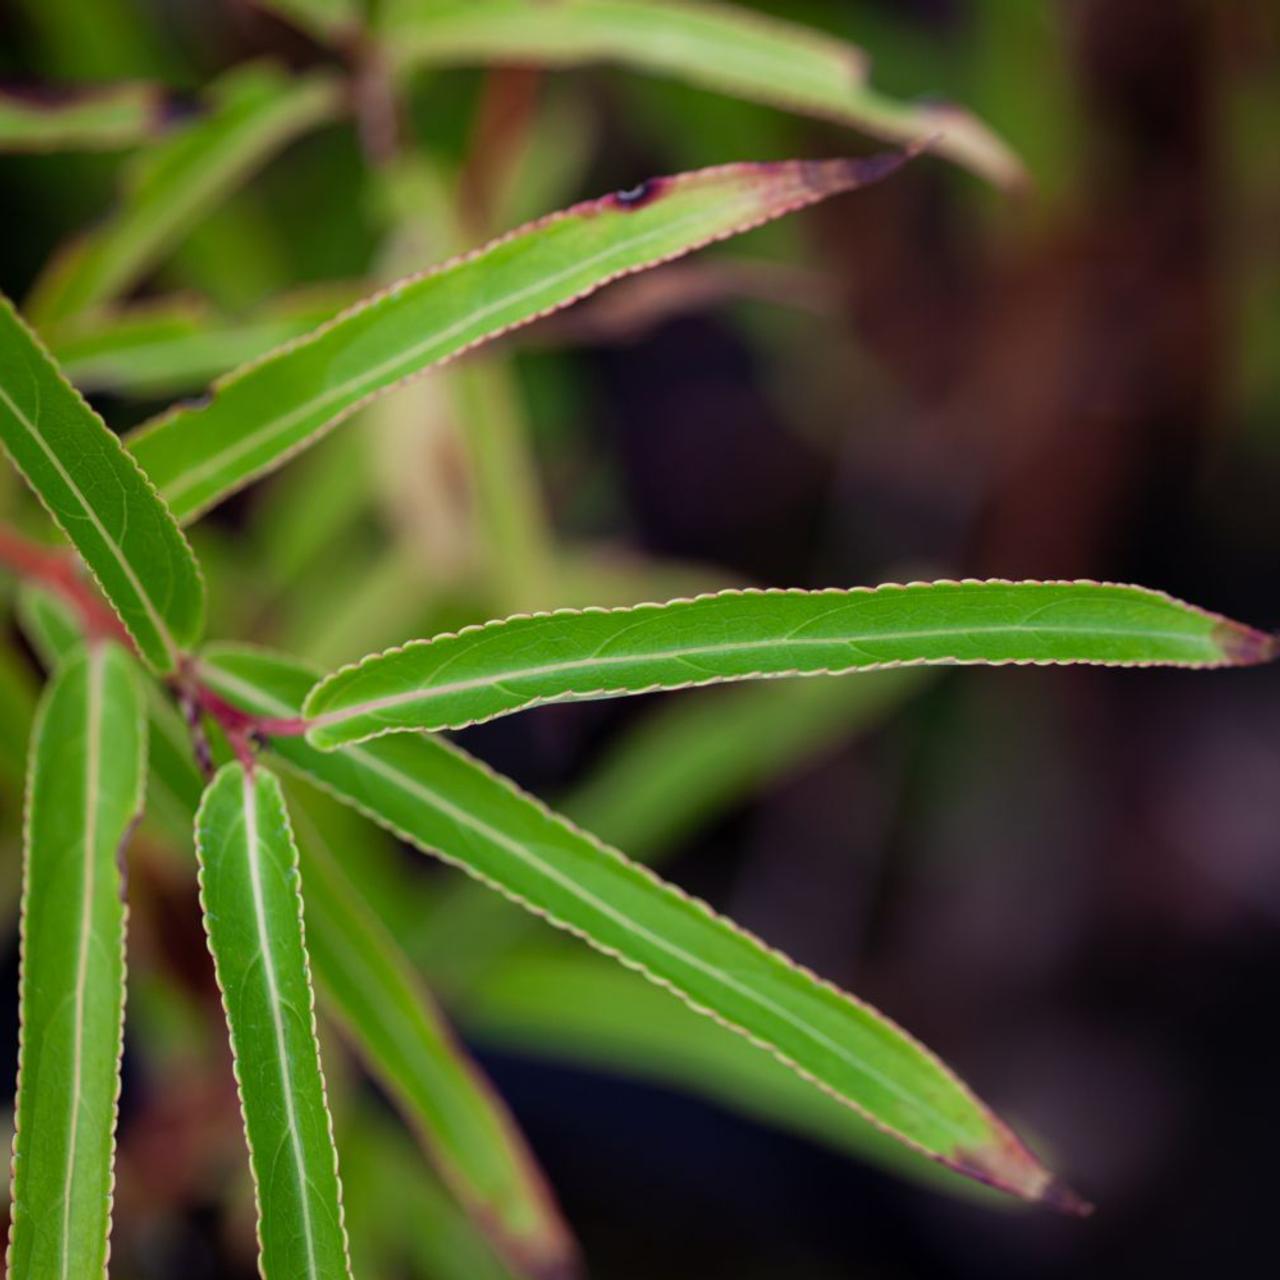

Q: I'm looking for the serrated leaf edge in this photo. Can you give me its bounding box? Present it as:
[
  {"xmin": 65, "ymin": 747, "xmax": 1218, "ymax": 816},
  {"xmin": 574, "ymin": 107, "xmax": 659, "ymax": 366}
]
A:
[
  {"xmin": 193, "ymin": 763, "xmax": 354, "ymax": 1280},
  {"xmin": 302, "ymin": 578, "xmax": 1275, "ymax": 745},
  {"xmin": 6, "ymin": 643, "xmax": 146, "ymax": 1278}
]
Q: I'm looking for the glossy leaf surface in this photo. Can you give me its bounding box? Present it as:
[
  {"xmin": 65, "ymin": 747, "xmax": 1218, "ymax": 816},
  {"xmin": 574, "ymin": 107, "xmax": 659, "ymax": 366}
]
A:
[
  {"xmin": 195, "ymin": 762, "xmax": 352, "ymax": 1279},
  {"xmin": 128, "ymin": 150, "xmax": 915, "ymax": 524},
  {"xmin": 0, "ymin": 297, "xmax": 204, "ymax": 671},
  {"xmin": 198, "ymin": 644, "xmax": 1074, "ymax": 1209},
  {"xmin": 380, "ymin": 0, "xmax": 1021, "ymax": 186},
  {"xmin": 305, "ymin": 580, "xmax": 1276, "ymax": 747},
  {"xmin": 8, "ymin": 643, "xmax": 145, "ymax": 1277}
]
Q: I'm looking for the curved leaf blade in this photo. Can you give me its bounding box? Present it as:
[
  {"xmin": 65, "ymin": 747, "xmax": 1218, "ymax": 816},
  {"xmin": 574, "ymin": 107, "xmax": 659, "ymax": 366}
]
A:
[
  {"xmin": 291, "ymin": 800, "xmax": 579, "ymax": 1280},
  {"xmin": 7, "ymin": 642, "xmax": 146, "ymax": 1278},
  {"xmin": 0, "ymin": 296, "xmax": 204, "ymax": 671},
  {"xmin": 27, "ymin": 64, "xmax": 343, "ymax": 327},
  {"xmin": 198, "ymin": 644, "xmax": 1081, "ymax": 1211},
  {"xmin": 304, "ymin": 580, "xmax": 1277, "ymax": 748},
  {"xmin": 195, "ymin": 762, "xmax": 352, "ymax": 1280},
  {"xmin": 379, "ymin": 0, "xmax": 1022, "ymax": 187},
  {"xmin": 0, "ymin": 83, "xmax": 164, "ymax": 153},
  {"xmin": 128, "ymin": 149, "xmax": 916, "ymax": 524}
]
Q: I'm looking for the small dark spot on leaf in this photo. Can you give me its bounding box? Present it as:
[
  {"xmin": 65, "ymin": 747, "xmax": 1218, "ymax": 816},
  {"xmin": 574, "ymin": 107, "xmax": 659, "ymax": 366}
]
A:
[{"xmin": 610, "ymin": 178, "xmax": 666, "ymax": 211}]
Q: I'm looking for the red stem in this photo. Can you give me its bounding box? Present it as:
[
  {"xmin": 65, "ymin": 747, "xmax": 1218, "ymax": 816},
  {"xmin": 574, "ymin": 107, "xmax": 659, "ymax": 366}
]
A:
[{"xmin": 0, "ymin": 524, "xmax": 131, "ymax": 646}]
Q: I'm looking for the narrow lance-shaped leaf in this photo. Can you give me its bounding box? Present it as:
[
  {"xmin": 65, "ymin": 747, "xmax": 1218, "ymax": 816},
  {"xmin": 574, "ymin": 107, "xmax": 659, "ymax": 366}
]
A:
[
  {"xmin": 290, "ymin": 799, "xmax": 580, "ymax": 1280},
  {"xmin": 302, "ymin": 580, "xmax": 1278, "ymax": 748},
  {"xmin": 380, "ymin": 0, "xmax": 1022, "ymax": 187},
  {"xmin": 0, "ymin": 296, "xmax": 205, "ymax": 672},
  {"xmin": 8, "ymin": 642, "xmax": 146, "ymax": 1278},
  {"xmin": 128, "ymin": 148, "xmax": 918, "ymax": 525},
  {"xmin": 0, "ymin": 83, "xmax": 165, "ymax": 153},
  {"xmin": 197, "ymin": 644, "xmax": 1083, "ymax": 1210},
  {"xmin": 27, "ymin": 63, "xmax": 344, "ymax": 327},
  {"xmin": 195, "ymin": 762, "xmax": 352, "ymax": 1279}
]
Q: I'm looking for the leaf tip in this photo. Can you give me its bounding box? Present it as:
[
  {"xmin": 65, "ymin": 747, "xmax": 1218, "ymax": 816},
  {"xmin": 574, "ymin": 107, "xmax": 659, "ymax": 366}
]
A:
[
  {"xmin": 1213, "ymin": 620, "xmax": 1280, "ymax": 667},
  {"xmin": 1038, "ymin": 1175, "xmax": 1095, "ymax": 1219},
  {"xmin": 949, "ymin": 1127, "xmax": 1090, "ymax": 1217}
]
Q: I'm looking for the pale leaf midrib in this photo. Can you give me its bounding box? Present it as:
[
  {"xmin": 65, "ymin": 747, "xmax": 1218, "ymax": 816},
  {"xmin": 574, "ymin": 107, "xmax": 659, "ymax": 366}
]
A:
[
  {"xmin": 312, "ymin": 617, "xmax": 1213, "ymax": 729},
  {"xmin": 240, "ymin": 772, "xmax": 321, "ymax": 1280},
  {"xmin": 58, "ymin": 646, "xmax": 104, "ymax": 1280}
]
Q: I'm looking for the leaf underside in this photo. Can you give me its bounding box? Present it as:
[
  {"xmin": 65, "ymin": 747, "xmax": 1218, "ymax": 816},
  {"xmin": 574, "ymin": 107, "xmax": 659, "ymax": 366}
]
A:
[{"xmin": 302, "ymin": 580, "xmax": 1276, "ymax": 748}]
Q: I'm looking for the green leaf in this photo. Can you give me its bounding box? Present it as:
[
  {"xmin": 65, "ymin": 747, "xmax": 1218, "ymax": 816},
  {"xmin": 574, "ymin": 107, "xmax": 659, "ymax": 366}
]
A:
[
  {"xmin": 0, "ymin": 296, "xmax": 205, "ymax": 672},
  {"xmin": 303, "ymin": 580, "xmax": 1277, "ymax": 748},
  {"xmin": 194, "ymin": 761, "xmax": 353, "ymax": 1279},
  {"xmin": 461, "ymin": 944, "xmax": 997, "ymax": 1202},
  {"xmin": 379, "ymin": 0, "xmax": 1022, "ymax": 187},
  {"xmin": 26, "ymin": 63, "xmax": 344, "ymax": 327},
  {"xmin": 0, "ymin": 83, "xmax": 164, "ymax": 152},
  {"xmin": 196, "ymin": 643, "xmax": 1078, "ymax": 1210},
  {"xmin": 49, "ymin": 284, "xmax": 360, "ymax": 398},
  {"xmin": 127, "ymin": 149, "xmax": 917, "ymax": 525},
  {"xmin": 290, "ymin": 798, "xmax": 579, "ymax": 1279},
  {"xmin": 339, "ymin": 1105, "xmax": 516, "ymax": 1280},
  {"xmin": 8, "ymin": 642, "xmax": 146, "ymax": 1277},
  {"xmin": 415, "ymin": 670, "xmax": 931, "ymax": 991},
  {"xmin": 566, "ymin": 670, "xmax": 931, "ymax": 860},
  {"xmin": 14, "ymin": 584, "xmax": 84, "ymax": 670}
]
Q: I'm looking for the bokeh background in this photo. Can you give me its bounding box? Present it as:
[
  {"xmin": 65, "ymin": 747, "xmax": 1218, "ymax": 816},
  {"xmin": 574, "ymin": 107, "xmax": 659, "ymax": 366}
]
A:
[{"xmin": 1, "ymin": 1, "xmax": 1279, "ymax": 1276}]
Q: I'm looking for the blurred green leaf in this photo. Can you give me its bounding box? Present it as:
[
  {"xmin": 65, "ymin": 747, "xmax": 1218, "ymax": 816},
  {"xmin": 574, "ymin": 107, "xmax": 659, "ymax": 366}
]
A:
[
  {"xmin": 27, "ymin": 63, "xmax": 344, "ymax": 326},
  {"xmin": 195, "ymin": 762, "xmax": 353, "ymax": 1279},
  {"xmin": 0, "ymin": 83, "xmax": 165, "ymax": 153},
  {"xmin": 0, "ymin": 296, "xmax": 205, "ymax": 671},
  {"xmin": 50, "ymin": 284, "xmax": 361, "ymax": 398},
  {"xmin": 197, "ymin": 643, "xmax": 1070, "ymax": 1208},
  {"xmin": 462, "ymin": 943, "xmax": 1000, "ymax": 1202},
  {"xmin": 290, "ymin": 796, "xmax": 579, "ymax": 1279},
  {"xmin": 9, "ymin": 642, "xmax": 145, "ymax": 1276},
  {"xmin": 339, "ymin": 1105, "xmax": 515, "ymax": 1280},
  {"xmin": 128, "ymin": 149, "xmax": 917, "ymax": 524},
  {"xmin": 380, "ymin": 0, "xmax": 1023, "ymax": 187},
  {"xmin": 304, "ymin": 581, "xmax": 1275, "ymax": 748}
]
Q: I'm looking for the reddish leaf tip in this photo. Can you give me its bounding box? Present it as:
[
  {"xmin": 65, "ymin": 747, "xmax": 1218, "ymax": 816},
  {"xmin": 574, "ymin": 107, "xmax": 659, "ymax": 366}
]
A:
[
  {"xmin": 1039, "ymin": 1176, "xmax": 1095, "ymax": 1219},
  {"xmin": 1213, "ymin": 621, "xmax": 1280, "ymax": 666}
]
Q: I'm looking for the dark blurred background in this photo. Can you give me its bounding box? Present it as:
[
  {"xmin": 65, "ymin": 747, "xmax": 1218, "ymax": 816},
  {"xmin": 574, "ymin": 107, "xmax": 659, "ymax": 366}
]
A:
[{"xmin": 1, "ymin": 1, "xmax": 1279, "ymax": 1276}]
